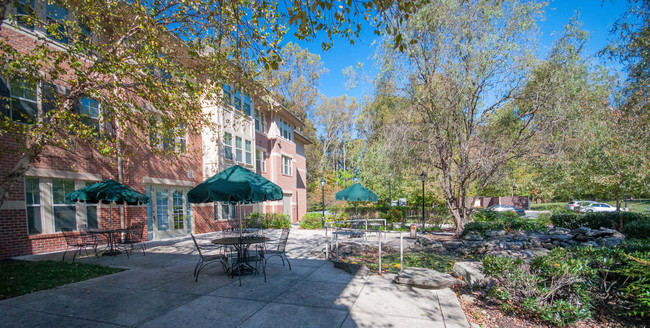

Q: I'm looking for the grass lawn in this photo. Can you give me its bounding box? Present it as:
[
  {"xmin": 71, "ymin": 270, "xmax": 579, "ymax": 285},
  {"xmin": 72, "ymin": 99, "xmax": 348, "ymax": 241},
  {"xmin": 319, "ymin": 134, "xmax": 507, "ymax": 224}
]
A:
[
  {"xmin": 530, "ymin": 199, "xmax": 650, "ymax": 213},
  {"xmin": 341, "ymin": 252, "xmax": 457, "ymax": 274},
  {"xmin": 0, "ymin": 260, "xmax": 124, "ymax": 300}
]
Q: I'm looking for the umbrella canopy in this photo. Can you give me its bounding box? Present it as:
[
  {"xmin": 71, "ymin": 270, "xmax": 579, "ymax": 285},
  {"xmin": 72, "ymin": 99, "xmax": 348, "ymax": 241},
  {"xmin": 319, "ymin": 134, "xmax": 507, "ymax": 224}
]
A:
[
  {"xmin": 188, "ymin": 165, "xmax": 283, "ymax": 236},
  {"xmin": 335, "ymin": 183, "xmax": 379, "ymax": 202},
  {"xmin": 65, "ymin": 179, "xmax": 149, "ymax": 205},
  {"xmin": 188, "ymin": 165, "xmax": 283, "ymax": 204}
]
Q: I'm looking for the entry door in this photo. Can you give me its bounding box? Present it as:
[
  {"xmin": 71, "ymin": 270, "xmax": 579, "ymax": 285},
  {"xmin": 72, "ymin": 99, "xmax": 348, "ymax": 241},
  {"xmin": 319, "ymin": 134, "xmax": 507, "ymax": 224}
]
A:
[
  {"xmin": 283, "ymin": 193, "xmax": 292, "ymax": 221},
  {"xmin": 152, "ymin": 188, "xmax": 187, "ymax": 239}
]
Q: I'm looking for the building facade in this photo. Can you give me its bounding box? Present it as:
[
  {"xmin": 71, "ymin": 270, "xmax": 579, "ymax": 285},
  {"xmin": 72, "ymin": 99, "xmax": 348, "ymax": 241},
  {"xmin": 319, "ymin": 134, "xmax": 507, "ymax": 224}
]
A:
[{"xmin": 0, "ymin": 2, "xmax": 310, "ymax": 259}]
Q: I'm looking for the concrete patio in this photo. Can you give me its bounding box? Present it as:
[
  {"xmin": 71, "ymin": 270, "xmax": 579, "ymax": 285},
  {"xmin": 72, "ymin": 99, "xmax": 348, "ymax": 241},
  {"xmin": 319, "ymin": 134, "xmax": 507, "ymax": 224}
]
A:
[{"xmin": 0, "ymin": 229, "xmax": 469, "ymax": 328}]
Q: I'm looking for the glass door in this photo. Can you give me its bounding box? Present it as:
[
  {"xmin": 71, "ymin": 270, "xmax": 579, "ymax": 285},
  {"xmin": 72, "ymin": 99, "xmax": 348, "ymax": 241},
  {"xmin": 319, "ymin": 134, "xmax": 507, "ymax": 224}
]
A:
[{"xmin": 152, "ymin": 187, "xmax": 188, "ymax": 239}]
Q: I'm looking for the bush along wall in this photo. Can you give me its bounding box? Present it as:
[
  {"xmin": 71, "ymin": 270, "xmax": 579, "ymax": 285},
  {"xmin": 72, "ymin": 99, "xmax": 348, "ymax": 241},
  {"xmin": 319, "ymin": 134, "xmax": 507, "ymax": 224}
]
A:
[
  {"xmin": 550, "ymin": 212, "xmax": 649, "ymax": 231},
  {"xmin": 246, "ymin": 212, "xmax": 291, "ymax": 229}
]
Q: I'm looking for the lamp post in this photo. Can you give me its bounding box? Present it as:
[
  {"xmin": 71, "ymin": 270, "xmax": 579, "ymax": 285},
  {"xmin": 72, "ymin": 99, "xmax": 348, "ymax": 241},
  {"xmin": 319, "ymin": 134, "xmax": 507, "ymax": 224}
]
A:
[
  {"xmin": 388, "ymin": 172, "xmax": 392, "ymax": 207},
  {"xmin": 420, "ymin": 172, "xmax": 426, "ymax": 233},
  {"xmin": 321, "ymin": 178, "xmax": 326, "ymax": 228}
]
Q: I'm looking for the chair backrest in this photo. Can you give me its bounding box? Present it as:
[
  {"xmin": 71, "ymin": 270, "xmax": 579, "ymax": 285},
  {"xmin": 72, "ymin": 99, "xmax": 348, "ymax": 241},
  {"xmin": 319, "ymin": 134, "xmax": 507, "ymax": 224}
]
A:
[
  {"xmin": 190, "ymin": 234, "xmax": 204, "ymax": 258},
  {"xmin": 129, "ymin": 223, "xmax": 145, "ymax": 241},
  {"xmin": 276, "ymin": 228, "xmax": 290, "ymax": 252},
  {"xmin": 61, "ymin": 227, "xmax": 80, "ymax": 246}
]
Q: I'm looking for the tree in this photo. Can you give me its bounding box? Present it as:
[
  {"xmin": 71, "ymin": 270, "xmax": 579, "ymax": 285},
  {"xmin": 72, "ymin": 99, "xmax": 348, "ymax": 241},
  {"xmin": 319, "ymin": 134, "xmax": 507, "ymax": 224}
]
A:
[
  {"xmin": 0, "ymin": 0, "xmax": 423, "ymax": 207},
  {"xmin": 376, "ymin": 2, "xmax": 607, "ymax": 234}
]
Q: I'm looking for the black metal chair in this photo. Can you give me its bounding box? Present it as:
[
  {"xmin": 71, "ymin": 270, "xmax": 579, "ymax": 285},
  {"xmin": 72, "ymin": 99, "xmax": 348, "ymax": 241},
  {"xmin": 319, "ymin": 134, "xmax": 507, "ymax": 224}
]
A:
[
  {"xmin": 118, "ymin": 223, "xmax": 146, "ymax": 257},
  {"xmin": 61, "ymin": 227, "xmax": 97, "ymax": 262},
  {"xmin": 261, "ymin": 228, "xmax": 291, "ymax": 281},
  {"xmin": 191, "ymin": 234, "xmax": 227, "ymax": 282}
]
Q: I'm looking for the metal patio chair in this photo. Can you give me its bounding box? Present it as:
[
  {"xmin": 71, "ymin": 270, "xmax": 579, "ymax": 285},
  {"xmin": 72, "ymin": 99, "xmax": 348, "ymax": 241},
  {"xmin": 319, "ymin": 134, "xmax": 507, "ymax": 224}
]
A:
[
  {"xmin": 118, "ymin": 222, "xmax": 146, "ymax": 257},
  {"xmin": 61, "ymin": 227, "xmax": 97, "ymax": 262},
  {"xmin": 261, "ymin": 228, "xmax": 291, "ymax": 280},
  {"xmin": 191, "ymin": 234, "xmax": 228, "ymax": 282}
]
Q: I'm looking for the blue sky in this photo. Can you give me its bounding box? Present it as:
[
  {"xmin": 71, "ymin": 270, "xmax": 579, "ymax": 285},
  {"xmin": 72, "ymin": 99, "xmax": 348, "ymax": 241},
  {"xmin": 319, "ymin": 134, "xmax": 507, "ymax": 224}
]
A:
[{"xmin": 290, "ymin": 0, "xmax": 628, "ymax": 105}]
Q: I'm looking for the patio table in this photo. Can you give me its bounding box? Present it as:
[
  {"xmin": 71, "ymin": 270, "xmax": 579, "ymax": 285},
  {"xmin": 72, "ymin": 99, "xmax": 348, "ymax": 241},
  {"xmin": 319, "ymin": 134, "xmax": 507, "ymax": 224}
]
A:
[
  {"xmin": 212, "ymin": 236, "xmax": 268, "ymax": 277},
  {"xmin": 89, "ymin": 229, "xmax": 129, "ymax": 256}
]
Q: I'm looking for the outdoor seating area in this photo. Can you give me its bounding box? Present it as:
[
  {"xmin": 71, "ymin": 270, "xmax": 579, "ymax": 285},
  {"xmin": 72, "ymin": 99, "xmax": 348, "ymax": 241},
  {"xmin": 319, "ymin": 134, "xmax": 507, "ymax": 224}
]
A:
[{"xmin": 3, "ymin": 229, "xmax": 469, "ymax": 328}]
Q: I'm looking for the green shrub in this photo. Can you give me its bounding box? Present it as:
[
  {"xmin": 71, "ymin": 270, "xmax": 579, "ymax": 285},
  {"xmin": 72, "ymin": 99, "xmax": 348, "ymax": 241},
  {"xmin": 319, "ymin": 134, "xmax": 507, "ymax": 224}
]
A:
[
  {"xmin": 380, "ymin": 207, "xmax": 403, "ymax": 223},
  {"xmin": 246, "ymin": 212, "xmax": 290, "ymax": 229},
  {"xmin": 300, "ymin": 212, "xmax": 331, "ymax": 229},
  {"xmin": 623, "ymin": 219, "xmax": 650, "ymax": 240},
  {"xmin": 463, "ymin": 221, "xmax": 505, "ymax": 236},
  {"xmin": 550, "ymin": 212, "xmax": 581, "ymax": 229},
  {"xmin": 551, "ymin": 212, "xmax": 649, "ymax": 231},
  {"xmin": 617, "ymin": 252, "xmax": 650, "ymax": 318},
  {"xmin": 463, "ymin": 212, "xmax": 549, "ymax": 236}
]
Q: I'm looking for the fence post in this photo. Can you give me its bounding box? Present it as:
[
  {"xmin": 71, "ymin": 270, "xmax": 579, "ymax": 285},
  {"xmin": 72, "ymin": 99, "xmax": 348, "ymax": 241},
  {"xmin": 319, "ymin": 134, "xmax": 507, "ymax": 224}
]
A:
[
  {"xmin": 378, "ymin": 230, "xmax": 382, "ymax": 275},
  {"xmin": 400, "ymin": 231, "xmax": 403, "ymax": 272},
  {"xmin": 325, "ymin": 225, "xmax": 328, "ymax": 260}
]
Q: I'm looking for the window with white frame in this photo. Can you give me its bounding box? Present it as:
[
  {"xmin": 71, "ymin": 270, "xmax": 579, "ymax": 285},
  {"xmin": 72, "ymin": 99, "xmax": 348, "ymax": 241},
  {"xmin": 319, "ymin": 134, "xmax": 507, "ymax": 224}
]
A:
[
  {"xmin": 15, "ymin": 0, "xmax": 36, "ymax": 30},
  {"xmin": 4, "ymin": 77, "xmax": 38, "ymax": 124},
  {"xmin": 224, "ymin": 132, "xmax": 233, "ymax": 160},
  {"xmin": 223, "ymin": 203, "xmax": 236, "ymax": 220},
  {"xmin": 235, "ymin": 136, "xmax": 243, "ymax": 162},
  {"xmin": 223, "ymin": 84, "xmax": 254, "ymax": 116},
  {"xmin": 256, "ymin": 150, "xmax": 266, "ymax": 172},
  {"xmin": 79, "ymin": 97, "xmax": 100, "ymax": 132},
  {"xmin": 85, "ymin": 181, "xmax": 98, "ymax": 230},
  {"xmin": 278, "ymin": 119, "xmax": 293, "ymax": 141},
  {"xmin": 255, "ymin": 109, "xmax": 265, "ymax": 132},
  {"xmin": 282, "ymin": 156, "xmax": 292, "ymax": 176},
  {"xmin": 245, "ymin": 140, "xmax": 252, "ymax": 165},
  {"xmin": 25, "ymin": 177, "xmax": 41, "ymax": 234},
  {"xmin": 172, "ymin": 191, "xmax": 184, "ymax": 229},
  {"xmin": 52, "ymin": 179, "xmax": 76, "ymax": 231},
  {"xmin": 149, "ymin": 118, "xmax": 186, "ymax": 153}
]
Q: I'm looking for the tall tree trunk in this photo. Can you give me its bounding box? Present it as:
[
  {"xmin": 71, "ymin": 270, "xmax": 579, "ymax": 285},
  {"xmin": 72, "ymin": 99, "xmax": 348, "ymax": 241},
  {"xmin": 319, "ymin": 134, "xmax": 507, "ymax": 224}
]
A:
[{"xmin": 0, "ymin": 149, "xmax": 41, "ymax": 208}]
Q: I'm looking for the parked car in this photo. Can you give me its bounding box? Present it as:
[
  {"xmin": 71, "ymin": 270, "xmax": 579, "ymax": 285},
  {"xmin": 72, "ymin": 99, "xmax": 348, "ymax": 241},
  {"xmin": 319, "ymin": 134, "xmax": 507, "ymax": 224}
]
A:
[
  {"xmin": 580, "ymin": 203, "xmax": 618, "ymax": 213},
  {"xmin": 486, "ymin": 205, "xmax": 525, "ymax": 216},
  {"xmin": 566, "ymin": 200, "xmax": 596, "ymax": 212}
]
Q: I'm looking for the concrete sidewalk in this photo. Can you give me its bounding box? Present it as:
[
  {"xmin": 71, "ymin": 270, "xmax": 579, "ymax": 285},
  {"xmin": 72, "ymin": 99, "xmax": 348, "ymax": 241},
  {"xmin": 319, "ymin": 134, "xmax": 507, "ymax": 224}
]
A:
[{"xmin": 0, "ymin": 229, "xmax": 469, "ymax": 328}]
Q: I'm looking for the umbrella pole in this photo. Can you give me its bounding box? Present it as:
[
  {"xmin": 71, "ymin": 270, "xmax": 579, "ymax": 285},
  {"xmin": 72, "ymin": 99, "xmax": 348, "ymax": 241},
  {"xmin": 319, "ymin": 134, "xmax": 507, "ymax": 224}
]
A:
[
  {"xmin": 356, "ymin": 200, "xmax": 359, "ymax": 219},
  {"xmin": 239, "ymin": 203, "xmax": 242, "ymax": 237},
  {"xmin": 109, "ymin": 202, "xmax": 113, "ymax": 229}
]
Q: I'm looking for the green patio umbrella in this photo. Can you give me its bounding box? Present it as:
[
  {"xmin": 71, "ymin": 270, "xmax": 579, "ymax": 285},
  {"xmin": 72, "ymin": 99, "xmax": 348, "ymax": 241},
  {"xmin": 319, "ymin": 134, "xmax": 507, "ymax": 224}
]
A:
[
  {"xmin": 187, "ymin": 165, "xmax": 283, "ymax": 235},
  {"xmin": 335, "ymin": 183, "xmax": 379, "ymax": 218},
  {"xmin": 66, "ymin": 179, "xmax": 149, "ymax": 228}
]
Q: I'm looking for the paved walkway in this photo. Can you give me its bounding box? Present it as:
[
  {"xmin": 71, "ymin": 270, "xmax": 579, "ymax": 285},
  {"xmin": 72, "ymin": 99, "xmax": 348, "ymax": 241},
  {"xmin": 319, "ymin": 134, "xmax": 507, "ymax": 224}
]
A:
[{"xmin": 1, "ymin": 229, "xmax": 469, "ymax": 328}]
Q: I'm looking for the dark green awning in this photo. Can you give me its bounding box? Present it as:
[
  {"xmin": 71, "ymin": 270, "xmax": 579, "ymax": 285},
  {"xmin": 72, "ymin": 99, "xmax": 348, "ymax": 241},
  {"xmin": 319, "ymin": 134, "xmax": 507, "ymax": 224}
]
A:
[
  {"xmin": 65, "ymin": 179, "xmax": 149, "ymax": 205},
  {"xmin": 188, "ymin": 165, "xmax": 283, "ymax": 204}
]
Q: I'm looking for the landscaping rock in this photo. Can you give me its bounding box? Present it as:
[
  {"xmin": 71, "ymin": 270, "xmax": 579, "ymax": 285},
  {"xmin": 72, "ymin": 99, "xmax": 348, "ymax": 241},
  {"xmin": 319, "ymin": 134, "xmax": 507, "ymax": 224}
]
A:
[
  {"xmin": 394, "ymin": 267, "xmax": 463, "ymax": 289},
  {"xmin": 417, "ymin": 236, "xmax": 435, "ymax": 246},
  {"xmin": 596, "ymin": 237, "xmax": 625, "ymax": 247},
  {"xmin": 443, "ymin": 241, "xmax": 464, "ymax": 250},
  {"xmin": 485, "ymin": 229, "xmax": 506, "ymax": 237},
  {"xmin": 548, "ymin": 227, "xmax": 571, "ymax": 235},
  {"xmin": 463, "ymin": 234, "xmax": 484, "ymax": 241},
  {"xmin": 549, "ymin": 233, "xmax": 574, "ymax": 241},
  {"xmin": 453, "ymin": 261, "xmax": 485, "ymax": 286}
]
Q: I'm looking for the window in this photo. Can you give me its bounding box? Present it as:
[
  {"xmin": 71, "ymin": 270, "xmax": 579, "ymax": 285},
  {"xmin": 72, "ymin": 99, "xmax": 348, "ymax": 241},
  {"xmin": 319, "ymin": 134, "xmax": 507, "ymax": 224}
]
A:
[
  {"xmin": 222, "ymin": 203, "xmax": 236, "ymax": 220},
  {"xmin": 25, "ymin": 177, "xmax": 41, "ymax": 234},
  {"xmin": 278, "ymin": 119, "xmax": 293, "ymax": 141},
  {"xmin": 235, "ymin": 136, "xmax": 243, "ymax": 162},
  {"xmin": 255, "ymin": 109, "xmax": 265, "ymax": 132},
  {"xmin": 52, "ymin": 179, "xmax": 76, "ymax": 231},
  {"xmin": 85, "ymin": 181, "xmax": 98, "ymax": 230},
  {"xmin": 79, "ymin": 97, "xmax": 100, "ymax": 132},
  {"xmin": 243, "ymin": 94, "xmax": 251, "ymax": 116},
  {"xmin": 224, "ymin": 132, "xmax": 233, "ymax": 160},
  {"xmin": 282, "ymin": 156, "xmax": 292, "ymax": 176},
  {"xmin": 256, "ymin": 150, "xmax": 266, "ymax": 172},
  {"xmin": 178, "ymin": 125, "xmax": 186, "ymax": 153},
  {"xmin": 15, "ymin": 0, "xmax": 35, "ymax": 29},
  {"xmin": 156, "ymin": 189, "xmax": 169, "ymax": 231},
  {"xmin": 172, "ymin": 191, "xmax": 184, "ymax": 229},
  {"xmin": 5, "ymin": 77, "xmax": 38, "ymax": 123},
  {"xmin": 149, "ymin": 118, "xmax": 185, "ymax": 152},
  {"xmin": 46, "ymin": 1, "xmax": 69, "ymax": 43},
  {"xmin": 234, "ymin": 90, "xmax": 241, "ymax": 110},
  {"xmin": 223, "ymin": 85, "xmax": 232, "ymax": 105},
  {"xmin": 245, "ymin": 140, "xmax": 252, "ymax": 165}
]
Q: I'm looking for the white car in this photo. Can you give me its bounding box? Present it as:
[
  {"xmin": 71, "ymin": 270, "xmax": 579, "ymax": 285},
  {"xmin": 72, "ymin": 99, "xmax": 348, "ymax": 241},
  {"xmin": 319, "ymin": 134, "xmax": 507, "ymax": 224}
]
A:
[
  {"xmin": 580, "ymin": 203, "xmax": 618, "ymax": 213},
  {"xmin": 566, "ymin": 200, "xmax": 596, "ymax": 211}
]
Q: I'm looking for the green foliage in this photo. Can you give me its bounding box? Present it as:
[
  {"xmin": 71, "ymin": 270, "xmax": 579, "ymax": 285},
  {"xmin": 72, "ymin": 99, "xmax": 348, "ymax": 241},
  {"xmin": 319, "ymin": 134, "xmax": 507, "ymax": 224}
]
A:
[
  {"xmin": 463, "ymin": 211, "xmax": 549, "ymax": 236},
  {"xmin": 484, "ymin": 246, "xmax": 650, "ymax": 324},
  {"xmin": 550, "ymin": 212, "xmax": 649, "ymax": 231},
  {"xmin": 246, "ymin": 212, "xmax": 290, "ymax": 229},
  {"xmin": 300, "ymin": 212, "xmax": 333, "ymax": 229},
  {"xmin": 342, "ymin": 252, "xmax": 456, "ymax": 274},
  {"xmin": 0, "ymin": 260, "xmax": 123, "ymax": 300},
  {"xmin": 623, "ymin": 219, "xmax": 650, "ymax": 240},
  {"xmin": 380, "ymin": 207, "xmax": 403, "ymax": 224}
]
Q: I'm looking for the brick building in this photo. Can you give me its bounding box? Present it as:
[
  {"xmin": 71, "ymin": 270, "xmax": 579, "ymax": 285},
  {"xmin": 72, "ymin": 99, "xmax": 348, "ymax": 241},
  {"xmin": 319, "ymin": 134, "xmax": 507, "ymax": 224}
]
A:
[{"xmin": 0, "ymin": 2, "xmax": 310, "ymax": 258}]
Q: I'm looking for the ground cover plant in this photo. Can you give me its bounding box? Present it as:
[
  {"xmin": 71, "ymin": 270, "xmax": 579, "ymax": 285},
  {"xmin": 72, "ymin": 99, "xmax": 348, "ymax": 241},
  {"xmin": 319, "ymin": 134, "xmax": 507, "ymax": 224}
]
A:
[
  {"xmin": 341, "ymin": 251, "xmax": 457, "ymax": 274},
  {"xmin": 482, "ymin": 246, "xmax": 650, "ymax": 326},
  {"xmin": 0, "ymin": 260, "xmax": 123, "ymax": 300},
  {"xmin": 463, "ymin": 211, "xmax": 550, "ymax": 236}
]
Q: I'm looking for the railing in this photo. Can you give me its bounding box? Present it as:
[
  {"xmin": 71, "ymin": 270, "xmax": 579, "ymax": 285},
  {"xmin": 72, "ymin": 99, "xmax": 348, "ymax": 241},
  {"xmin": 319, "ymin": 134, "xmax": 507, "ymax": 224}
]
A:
[{"xmin": 324, "ymin": 219, "xmax": 406, "ymax": 275}]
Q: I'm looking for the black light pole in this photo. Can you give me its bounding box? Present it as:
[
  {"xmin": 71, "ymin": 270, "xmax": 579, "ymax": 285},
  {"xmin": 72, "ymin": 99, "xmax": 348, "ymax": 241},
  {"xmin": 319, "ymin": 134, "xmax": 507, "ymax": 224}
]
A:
[
  {"xmin": 388, "ymin": 172, "xmax": 392, "ymax": 207},
  {"xmin": 321, "ymin": 178, "xmax": 326, "ymax": 228},
  {"xmin": 420, "ymin": 172, "xmax": 426, "ymax": 233}
]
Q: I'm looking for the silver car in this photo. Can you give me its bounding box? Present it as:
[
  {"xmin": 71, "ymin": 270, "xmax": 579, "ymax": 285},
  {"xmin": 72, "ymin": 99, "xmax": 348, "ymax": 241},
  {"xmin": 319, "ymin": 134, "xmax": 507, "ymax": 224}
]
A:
[
  {"xmin": 580, "ymin": 203, "xmax": 618, "ymax": 213},
  {"xmin": 566, "ymin": 200, "xmax": 596, "ymax": 212}
]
